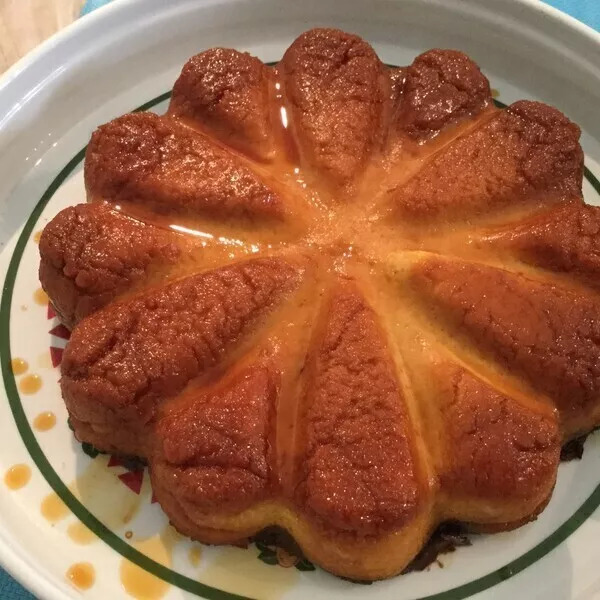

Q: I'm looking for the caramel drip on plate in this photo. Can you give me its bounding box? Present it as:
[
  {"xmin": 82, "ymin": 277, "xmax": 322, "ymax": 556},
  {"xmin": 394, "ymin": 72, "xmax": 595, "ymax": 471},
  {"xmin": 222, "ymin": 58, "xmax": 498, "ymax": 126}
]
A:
[
  {"xmin": 67, "ymin": 521, "xmax": 95, "ymax": 545},
  {"xmin": 66, "ymin": 562, "xmax": 95, "ymax": 590},
  {"xmin": 19, "ymin": 374, "xmax": 42, "ymax": 395},
  {"xmin": 119, "ymin": 526, "xmax": 180, "ymax": 600},
  {"xmin": 33, "ymin": 287, "xmax": 48, "ymax": 306},
  {"xmin": 41, "ymin": 492, "xmax": 69, "ymax": 523},
  {"xmin": 40, "ymin": 455, "xmax": 151, "ymax": 549},
  {"xmin": 33, "ymin": 411, "xmax": 56, "ymax": 431},
  {"xmin": 188, "ymin": 546, "xmax": 202, "ymax": 567},
  {"xmin": 4, "ymin": 464, "xmax": 31, "ymax": 490},
  {"xmin": 11, "ymin": 357, "xmax": 28, "ymax": 375}
]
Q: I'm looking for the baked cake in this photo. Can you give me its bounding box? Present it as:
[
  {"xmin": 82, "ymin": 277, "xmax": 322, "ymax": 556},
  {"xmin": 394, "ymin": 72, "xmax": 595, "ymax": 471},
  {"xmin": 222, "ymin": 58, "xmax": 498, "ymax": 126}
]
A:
[{"xmin": 38, "ymin": 28, "xmax": 600, "ymax": 581}]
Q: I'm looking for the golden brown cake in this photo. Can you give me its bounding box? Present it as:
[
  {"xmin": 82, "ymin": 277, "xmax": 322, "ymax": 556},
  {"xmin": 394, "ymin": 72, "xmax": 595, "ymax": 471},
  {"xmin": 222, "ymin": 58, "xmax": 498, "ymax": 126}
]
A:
[{"xmin": 38, "ymin": 28, "xmax": 600, "ymax": 581}]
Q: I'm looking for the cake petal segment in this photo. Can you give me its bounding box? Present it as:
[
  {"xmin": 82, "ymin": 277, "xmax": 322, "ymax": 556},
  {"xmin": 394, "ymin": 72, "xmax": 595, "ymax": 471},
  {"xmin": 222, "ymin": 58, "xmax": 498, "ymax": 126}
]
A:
[
  {"xmin": 401, "ymin": 338, "xmax": 559, "ymax": 525},
  {"xmin": 61, "ymin": 257, "xmax": 306, "ymax": 455},
  {"xmin": 84, "ymin": 112, "xmax": 285, "ymax": 220},
  {"xmin": 295, "ymin": 280, "xmax": 430, "ymax": 536},
  {"xmin": 439, "ymin": 366, "xmax": 559, "ymax": 525},
  {"xmin": 151, "ymin": 363, "xmax": 277, "ymax": 524},
  {"xmin": 407, "ymin": 255, "xmax": 600, "ymax": 436},
  {"xmin": 477, "ymin": 202, "xmax": 600, "ymax": 289},
  {"xmin": 39, "ymin": 203, "xmax": 199, "ymax": 328},
  {"xmin": 395, "ymin": 49, "xmax": 491, "ymax": 138},
  {"xmin": 390, "ymin": 101, "xmax": 583, "ymax": 222},
  {"xmin": 280, "ymin": 28, "xmax": 390, "ymax": 187},
  {"xmin": 169, "ymin": 48, "xmax": 275, "ymax": 161}
]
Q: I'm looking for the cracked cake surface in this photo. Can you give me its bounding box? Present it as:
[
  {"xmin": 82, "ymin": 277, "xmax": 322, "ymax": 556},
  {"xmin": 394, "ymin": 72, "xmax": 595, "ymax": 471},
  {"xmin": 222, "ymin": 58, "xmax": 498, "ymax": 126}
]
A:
[{"xmin": 39, "ymin": 28, "xmax": 600, "ymax": 581}]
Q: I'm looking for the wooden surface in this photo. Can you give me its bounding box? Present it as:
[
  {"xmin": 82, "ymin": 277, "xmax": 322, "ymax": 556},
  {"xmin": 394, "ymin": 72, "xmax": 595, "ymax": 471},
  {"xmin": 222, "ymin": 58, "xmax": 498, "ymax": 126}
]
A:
[{"xmin": 0, "ymin": 0, "xmax": 83, "ymax": 74}]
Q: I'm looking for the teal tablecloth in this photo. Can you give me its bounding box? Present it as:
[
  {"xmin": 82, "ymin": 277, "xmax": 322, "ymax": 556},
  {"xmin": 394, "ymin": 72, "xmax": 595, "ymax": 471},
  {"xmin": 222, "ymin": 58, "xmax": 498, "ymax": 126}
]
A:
[{"xmin": 1, "ymin": 0, "xmax": 598, "ymax": 598}]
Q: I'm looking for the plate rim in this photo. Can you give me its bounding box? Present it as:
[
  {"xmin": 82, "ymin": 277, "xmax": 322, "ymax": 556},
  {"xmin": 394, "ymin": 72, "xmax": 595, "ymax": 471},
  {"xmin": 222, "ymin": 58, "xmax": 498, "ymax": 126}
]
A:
[{"xmin": 2, "ymin": 0, "xmax": 600, "ymax": 101}]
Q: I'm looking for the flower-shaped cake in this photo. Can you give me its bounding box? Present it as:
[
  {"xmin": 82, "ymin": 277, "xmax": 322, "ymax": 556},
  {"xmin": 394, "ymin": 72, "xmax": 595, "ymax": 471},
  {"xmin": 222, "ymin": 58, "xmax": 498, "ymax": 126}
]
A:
[{"xmin": 39, "ymin": 28, "xmax": 600, "ymax": 581}]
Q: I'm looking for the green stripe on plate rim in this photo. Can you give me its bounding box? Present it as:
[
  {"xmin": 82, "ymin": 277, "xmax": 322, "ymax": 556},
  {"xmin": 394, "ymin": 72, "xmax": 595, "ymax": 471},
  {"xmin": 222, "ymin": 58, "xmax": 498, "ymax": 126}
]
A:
[{"xmin": 2, "ymin": 90, "xmax": 600, "ymax": 600}]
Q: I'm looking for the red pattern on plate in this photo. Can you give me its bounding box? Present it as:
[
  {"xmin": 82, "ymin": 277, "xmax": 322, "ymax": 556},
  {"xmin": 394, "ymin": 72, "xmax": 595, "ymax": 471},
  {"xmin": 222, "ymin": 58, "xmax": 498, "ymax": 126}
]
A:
[
  {"xmin": 49, "ymin": 347, "xmax": 63, "ymax": 368},
  {"xmin": 118, "ymin": 471, "xmax": 144, "ymax": 495},
  {"xmin": 107, "ymin": 455, "xmax": 126, "ymax": 468},
  {"xmin": 46, "ymin": 303, "xmax": 56, "ymax": 320},
  {"xmin": 49, "ymin": 324, "xmax": 71, "ymax": 340}
]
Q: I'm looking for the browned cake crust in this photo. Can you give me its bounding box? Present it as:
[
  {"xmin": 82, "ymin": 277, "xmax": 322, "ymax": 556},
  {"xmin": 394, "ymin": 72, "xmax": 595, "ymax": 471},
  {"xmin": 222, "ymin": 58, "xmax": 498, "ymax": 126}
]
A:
[
  {"xmin": 391, "ymin": 100, "xmax": 582, "ymax": 221},
  {"xmin": 152, "ymin": 363, "xmax": 277, "ymax": 514},
  {"xmin": 61, "ymin": 257, "xmax": 305, "ymax": 456},
  {"xmin": 398, "ymin": 48, "xmax": 490, "ymax": 137},
  {"xmin": 85, "ymin": 112, "xmax": 285, "ymax": 220},
  {"xmin": 38, "ymin": 202, "xmax": 197, "ymax": 327},
  {"xmin": 478, "ymin": 202, "xmax": 600, "ymax": 287},
  {"xmin": 297, "ymin": 282, "xmax": 425, "ymax": 536},
  {"xmin": 169, "ymin": 48, "xmax": 274, "ymax": 161},
  {"xmin": 39, "ymin": 28, "xmax": 599, "ymax": 581},
  {"xmin": 280, "ymin": 28, "xmax": 390, "ymax": 187},
  {"xmin": 400, "ymin": 341, "xmax": 560, "ymax": 524},
  {"xmin": 407, "ymin": 256, "xmax": 600, "ymax": 435},
  {"xmin": 439, "ymin": 369, "xmax": 559, "ymax": 509}
]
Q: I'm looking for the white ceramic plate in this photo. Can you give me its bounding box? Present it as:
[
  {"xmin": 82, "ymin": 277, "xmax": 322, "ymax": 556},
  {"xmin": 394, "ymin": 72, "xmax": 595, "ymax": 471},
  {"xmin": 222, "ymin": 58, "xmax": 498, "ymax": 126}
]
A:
[{"xmin": 2, "ymin": 1, "xmax": 600, "ymax": 598}]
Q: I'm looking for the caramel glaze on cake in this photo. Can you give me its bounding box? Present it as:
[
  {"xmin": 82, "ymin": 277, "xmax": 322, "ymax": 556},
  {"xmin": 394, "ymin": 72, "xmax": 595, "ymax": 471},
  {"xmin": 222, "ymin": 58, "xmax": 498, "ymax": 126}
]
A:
[{"xmin": 38, "ymin": 28, "xmax": 600, "ymax": 581}]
